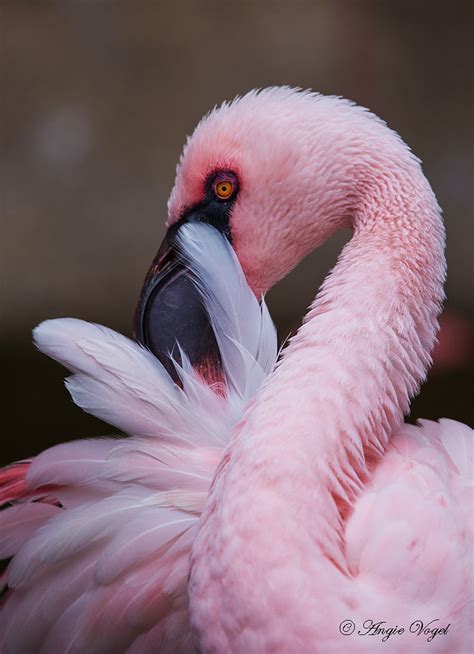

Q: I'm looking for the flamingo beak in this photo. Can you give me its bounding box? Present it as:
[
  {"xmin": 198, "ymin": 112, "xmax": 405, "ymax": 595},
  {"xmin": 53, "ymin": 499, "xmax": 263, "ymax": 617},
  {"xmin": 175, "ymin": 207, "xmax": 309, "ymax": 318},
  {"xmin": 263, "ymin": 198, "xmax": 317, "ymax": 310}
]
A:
[{"xmin": 134, "ymin": 202, "xmax": 232, "ymax": 384}]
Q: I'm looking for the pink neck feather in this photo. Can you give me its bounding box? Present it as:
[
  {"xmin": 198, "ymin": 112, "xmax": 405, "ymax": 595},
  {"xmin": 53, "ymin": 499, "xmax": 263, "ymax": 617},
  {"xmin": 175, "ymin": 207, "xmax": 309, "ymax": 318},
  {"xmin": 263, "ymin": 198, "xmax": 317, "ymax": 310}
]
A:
[
  {"xmin": 208, "ymin": 151, "xmax": 445, "ymax": 569},
  {"xmin": 189, "ymin": 93, "xmax": 447, "ymax": 645}
]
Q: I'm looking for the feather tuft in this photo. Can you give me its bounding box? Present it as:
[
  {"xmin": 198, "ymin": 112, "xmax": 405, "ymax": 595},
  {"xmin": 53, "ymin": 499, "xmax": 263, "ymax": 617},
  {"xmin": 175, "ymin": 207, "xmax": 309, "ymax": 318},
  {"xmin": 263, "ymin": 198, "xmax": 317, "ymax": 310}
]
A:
[{"xmin": 1, "ymin": 222, "xmax": 277, "ymax": 653}]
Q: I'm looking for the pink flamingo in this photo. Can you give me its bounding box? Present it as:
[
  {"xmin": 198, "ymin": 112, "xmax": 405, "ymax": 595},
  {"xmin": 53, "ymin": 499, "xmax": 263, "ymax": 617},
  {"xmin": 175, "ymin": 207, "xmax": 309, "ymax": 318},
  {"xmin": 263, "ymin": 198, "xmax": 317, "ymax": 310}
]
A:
[{"xmin": 0, "ymin": 88, "xmax": 472, "ymax": 653}]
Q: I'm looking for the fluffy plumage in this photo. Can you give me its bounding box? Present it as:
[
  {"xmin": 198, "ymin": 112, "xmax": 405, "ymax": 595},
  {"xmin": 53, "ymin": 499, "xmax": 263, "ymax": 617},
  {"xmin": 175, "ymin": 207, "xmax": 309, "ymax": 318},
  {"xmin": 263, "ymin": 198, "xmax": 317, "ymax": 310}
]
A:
[
  {"xmin": 0, "ymin": 223, "xmax": 276, "ymax": 653},
  {"xmin": 180, "ymin": 88, "xmax": 473, "ymax": 653},
  {"xmin": 1, "ymin": 88, "xmax": 472, "ymax": 654}
]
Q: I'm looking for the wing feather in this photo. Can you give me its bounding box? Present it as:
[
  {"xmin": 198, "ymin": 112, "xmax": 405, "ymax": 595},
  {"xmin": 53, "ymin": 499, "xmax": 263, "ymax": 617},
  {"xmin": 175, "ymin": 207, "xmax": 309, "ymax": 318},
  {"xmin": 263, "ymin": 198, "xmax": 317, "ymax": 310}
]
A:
[
  {"xmin": 345, "ymin": 419, "xmax": 474, "ymax": 606},
  {"xmin": 0, "ymin": 223, "xmax": 277, "ymax": 653}
]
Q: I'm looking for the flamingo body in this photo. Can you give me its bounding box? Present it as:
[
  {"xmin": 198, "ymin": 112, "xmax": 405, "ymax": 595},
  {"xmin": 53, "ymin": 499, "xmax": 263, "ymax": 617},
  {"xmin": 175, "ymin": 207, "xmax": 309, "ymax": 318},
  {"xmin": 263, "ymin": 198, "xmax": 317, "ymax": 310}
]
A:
[{"xmin": 1, "ymin": 88, "xmax": 472, "ymax": 653}]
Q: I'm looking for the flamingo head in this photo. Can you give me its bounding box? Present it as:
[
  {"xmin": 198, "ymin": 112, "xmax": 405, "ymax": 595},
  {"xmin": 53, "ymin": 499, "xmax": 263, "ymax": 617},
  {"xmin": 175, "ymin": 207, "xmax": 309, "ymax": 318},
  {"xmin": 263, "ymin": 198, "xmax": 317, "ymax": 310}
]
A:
[
  {"xmin": 167, "ymin": 87, "xmax": 362, "ymax": 296},
  {"xmin": 134, "ymin": 87, "xmax": 417, "ymax": 377}
]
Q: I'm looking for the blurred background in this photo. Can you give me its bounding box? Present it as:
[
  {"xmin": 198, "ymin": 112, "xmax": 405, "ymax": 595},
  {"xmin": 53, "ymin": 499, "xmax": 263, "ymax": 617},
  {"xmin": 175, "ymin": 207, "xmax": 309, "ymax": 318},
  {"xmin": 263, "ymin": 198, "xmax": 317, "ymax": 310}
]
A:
[{"xmin": 1, "ymin": 0, "xmax": 473, "ymax": 465}]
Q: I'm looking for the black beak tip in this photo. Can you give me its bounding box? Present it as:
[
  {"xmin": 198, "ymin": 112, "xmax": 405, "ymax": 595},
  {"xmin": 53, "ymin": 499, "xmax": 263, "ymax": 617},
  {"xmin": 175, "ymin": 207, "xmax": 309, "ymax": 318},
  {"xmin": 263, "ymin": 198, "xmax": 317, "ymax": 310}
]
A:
[{"xmin": 134, "ymin": 232, "xmax": 222, "ymax": 385}]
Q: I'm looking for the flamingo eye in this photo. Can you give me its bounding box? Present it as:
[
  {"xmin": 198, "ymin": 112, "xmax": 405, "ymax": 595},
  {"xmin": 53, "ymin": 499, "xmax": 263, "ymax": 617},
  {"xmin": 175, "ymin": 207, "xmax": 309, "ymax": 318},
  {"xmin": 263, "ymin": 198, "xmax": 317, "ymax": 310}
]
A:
[{"xmin": 213, "ymin": 174, "xmax": 237, "ymax": 201}]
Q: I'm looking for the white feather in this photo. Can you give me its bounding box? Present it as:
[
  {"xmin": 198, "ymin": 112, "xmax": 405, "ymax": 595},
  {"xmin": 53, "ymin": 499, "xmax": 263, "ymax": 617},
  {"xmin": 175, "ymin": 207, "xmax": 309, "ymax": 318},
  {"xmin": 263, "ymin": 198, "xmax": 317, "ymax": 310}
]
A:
[
  {"xmin": 175, "ymin": 222, "xmax": 277, "ymax": 400},
  {"xmin": 0, "ymin": 223, "xmax": 278, "ymax": 653}
]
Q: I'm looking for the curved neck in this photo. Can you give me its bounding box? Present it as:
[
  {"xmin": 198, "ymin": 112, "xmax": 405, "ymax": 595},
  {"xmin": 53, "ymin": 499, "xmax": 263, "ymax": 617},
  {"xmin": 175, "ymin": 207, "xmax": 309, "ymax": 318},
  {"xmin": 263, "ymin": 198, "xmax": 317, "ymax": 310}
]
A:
[
  {"xmin": 189, "ymin": 156, "xmax": 446, "ymax": 649},
  {"xmin": 216, "ymin": 167, "xmax": 445, "ymax": 564}
]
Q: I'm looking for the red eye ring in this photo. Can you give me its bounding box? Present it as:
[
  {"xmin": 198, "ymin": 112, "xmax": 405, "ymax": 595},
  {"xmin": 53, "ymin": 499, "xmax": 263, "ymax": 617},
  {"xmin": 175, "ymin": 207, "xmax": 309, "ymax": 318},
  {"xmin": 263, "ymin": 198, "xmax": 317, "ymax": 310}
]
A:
[{"xmin": 212, "ymin": 172, "xmax": 237, "ymax": 201}]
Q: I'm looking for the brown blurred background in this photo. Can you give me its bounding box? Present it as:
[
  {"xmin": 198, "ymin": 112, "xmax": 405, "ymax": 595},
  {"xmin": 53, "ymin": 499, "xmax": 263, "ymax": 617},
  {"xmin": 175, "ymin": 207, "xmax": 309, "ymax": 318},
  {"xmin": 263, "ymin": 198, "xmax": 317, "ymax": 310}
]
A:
[{"xmin": 1, "ymin": 0, "xmax": 473, "ymax": 465}]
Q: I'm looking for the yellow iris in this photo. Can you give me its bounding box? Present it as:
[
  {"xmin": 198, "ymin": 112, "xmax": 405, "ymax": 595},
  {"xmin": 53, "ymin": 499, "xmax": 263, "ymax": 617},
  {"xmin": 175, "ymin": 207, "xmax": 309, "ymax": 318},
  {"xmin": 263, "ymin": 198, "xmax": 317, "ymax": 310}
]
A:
[{"xmin": 215, "ymin": 180, "xmax": 234, "ymax": 200}]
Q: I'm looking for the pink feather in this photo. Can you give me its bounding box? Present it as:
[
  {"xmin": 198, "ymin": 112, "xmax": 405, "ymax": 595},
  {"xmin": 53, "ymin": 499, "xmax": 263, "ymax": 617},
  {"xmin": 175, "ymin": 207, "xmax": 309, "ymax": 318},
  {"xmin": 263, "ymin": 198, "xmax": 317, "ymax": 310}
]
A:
[{"xmin": 1, "ymin": 88, "xmax": 472, "ymax": 654}]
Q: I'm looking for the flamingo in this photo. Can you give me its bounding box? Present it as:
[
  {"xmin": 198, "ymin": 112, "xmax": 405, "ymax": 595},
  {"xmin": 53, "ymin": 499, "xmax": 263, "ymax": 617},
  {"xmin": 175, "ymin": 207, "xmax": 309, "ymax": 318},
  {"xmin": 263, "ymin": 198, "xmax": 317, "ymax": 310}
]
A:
[{"xmin": 0, "ymin": 87, "xmax": 472, "ymax": 653}]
